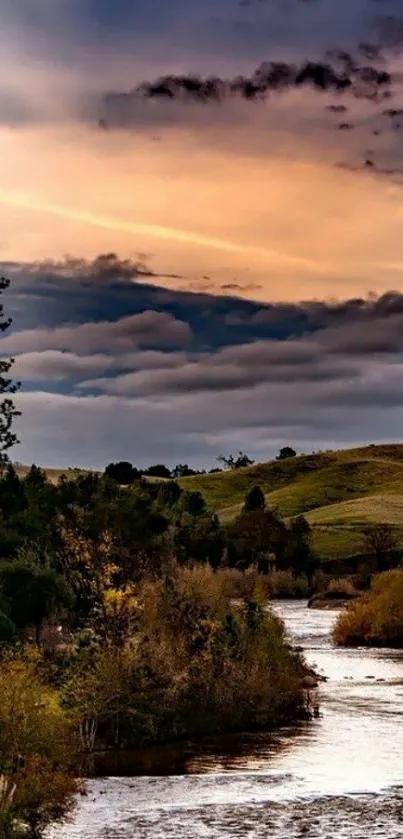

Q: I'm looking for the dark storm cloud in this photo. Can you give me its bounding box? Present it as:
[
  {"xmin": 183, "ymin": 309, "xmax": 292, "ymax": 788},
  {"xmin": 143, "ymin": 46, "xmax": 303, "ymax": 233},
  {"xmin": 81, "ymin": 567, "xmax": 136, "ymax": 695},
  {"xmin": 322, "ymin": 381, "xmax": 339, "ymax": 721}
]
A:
[
  {"xmin": 97, "ymin": 61, "xmax": 403, "ymax": 184},
  {"xmin": 5, "ymin": 253, "xmax": 403, "ymax": 467},
  {"xmin": 6, "ymin": 255, "xmax": 403, "ymax": 352},
  {"xmin": 5, "ymin": 255, "xmax": 403, "ymax": 410},
  {"xmin": 94, "ymin": 3, "xmax": 403, "ymax": 181},
  {"xmin": 101, "ymin": 56, "xmax": 392, "ymax": 128}
]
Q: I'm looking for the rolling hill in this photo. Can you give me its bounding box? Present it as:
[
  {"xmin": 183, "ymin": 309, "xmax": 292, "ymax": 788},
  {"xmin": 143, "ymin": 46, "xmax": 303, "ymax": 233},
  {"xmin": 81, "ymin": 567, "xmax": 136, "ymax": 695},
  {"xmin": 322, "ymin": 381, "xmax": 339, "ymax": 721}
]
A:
[
  {"xmin": 179, "ymin": 444, "xmax": 403, "ymax": 559},
  {"xmin": 12, "ymin": 443, "xmax": 403, "ymax": 561}
]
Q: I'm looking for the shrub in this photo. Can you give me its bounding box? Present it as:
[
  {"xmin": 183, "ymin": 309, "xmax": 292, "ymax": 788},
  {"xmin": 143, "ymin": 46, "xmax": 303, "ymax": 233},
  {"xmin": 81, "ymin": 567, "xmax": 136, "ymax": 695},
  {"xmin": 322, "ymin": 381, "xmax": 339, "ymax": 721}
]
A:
[
  {"xmin": 264, "ymin": 570, "xmax": 311, "ymax": 599},
  {"xmin": 333, "ymin": 569, "xmax": 403, "ymax": 647},
  {"xmin": 326, "ymin": 577, "xmax": 358, "ymax": 598},
  {"xmin": 178, "ymin": 567, "xmax": 311, "ymax": 603},
  {"xmin": 64, "ymin": 566, "xmax": 309, "ymax": 749},
  {"xmin": 0, "ymin": 656, "xmax": 80, "ymax": 838}
]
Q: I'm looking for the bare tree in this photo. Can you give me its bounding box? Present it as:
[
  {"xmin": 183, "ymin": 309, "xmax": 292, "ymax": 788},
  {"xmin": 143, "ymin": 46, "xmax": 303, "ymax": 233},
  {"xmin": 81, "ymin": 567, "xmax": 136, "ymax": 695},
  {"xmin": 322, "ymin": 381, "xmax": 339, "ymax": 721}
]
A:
[{"xmin": 217, "ymin": 452, "xmax": 254, "ymax": 470}]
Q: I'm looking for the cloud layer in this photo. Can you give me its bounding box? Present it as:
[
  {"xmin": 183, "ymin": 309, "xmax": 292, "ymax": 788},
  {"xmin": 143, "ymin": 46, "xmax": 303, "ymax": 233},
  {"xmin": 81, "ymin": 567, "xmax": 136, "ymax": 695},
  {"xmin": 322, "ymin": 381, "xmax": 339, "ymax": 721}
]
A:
[
  {"xmin": 2, "ymin": 255, "xmax": 403, "ymax": 468},
  {"xmin": 2, "ymin": 3, "xmax": 403, "ymax": 466}
]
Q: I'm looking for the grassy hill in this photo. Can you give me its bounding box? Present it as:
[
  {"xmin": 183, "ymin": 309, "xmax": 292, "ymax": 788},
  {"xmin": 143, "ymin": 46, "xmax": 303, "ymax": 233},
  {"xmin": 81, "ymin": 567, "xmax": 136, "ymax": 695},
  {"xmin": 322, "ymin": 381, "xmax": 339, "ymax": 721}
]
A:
[
  {"xmin": 12, "ymin": 444, "xmax": 403, "ymax": 561},
  {"xmin": 179, "ymin": 444, "xmax": 403, "ymax": 560}
]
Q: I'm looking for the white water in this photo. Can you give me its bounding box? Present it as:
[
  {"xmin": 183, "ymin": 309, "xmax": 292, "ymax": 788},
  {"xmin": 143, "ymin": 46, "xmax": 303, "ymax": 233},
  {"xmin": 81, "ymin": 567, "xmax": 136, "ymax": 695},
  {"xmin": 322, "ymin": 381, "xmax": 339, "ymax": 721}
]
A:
[{"xmin": 53, "ymin": 602, "xmax": 403, "ymax": 838}]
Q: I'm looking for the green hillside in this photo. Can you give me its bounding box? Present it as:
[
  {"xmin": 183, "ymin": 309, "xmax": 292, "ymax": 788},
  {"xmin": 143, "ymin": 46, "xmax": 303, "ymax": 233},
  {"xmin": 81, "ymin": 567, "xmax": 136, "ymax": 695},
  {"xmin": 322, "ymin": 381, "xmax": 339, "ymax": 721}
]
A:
[
  {"xmin": 180, "ymin": 444, "xmax": 403, "ymax": 560},
  {"xmin": 12, "ymin": 444, "xmax": 403, "ymax": 560}
]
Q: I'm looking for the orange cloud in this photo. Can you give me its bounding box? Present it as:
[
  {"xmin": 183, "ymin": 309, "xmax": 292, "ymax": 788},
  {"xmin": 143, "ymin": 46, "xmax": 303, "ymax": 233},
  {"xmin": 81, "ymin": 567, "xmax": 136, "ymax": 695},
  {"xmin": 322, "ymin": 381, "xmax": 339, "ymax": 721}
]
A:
[{"xmin": 1, "ymin": 124, "xmax": 403, "ymax": 302}]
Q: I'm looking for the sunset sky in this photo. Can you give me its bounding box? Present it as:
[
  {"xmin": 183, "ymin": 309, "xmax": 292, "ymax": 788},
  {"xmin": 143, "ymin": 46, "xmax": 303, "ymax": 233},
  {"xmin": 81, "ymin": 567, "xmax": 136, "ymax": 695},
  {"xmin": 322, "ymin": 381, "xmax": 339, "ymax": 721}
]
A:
[{"xmin": 2, "ymin": 0, "xmax": 403, "ymax": 468}]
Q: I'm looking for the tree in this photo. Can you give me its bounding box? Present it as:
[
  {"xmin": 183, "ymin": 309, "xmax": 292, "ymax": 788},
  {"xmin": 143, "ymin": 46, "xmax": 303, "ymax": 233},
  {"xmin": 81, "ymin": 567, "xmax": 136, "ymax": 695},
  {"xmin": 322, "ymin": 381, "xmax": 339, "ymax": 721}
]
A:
[
  {"xmin": 24, "ymin": 464, "xmax": 47, "ymax": 489},
  {"xmin": 157, "ymin": 480, "xmax": 182, "ymax": 508},
  {"xmin": 277, "ymin": 447, "xmax": 297, "ymax": 460},
  {"xmin": 217, "ymin": 451, "xmax": 254, "ymax": 470},
  {"xmin": 172, "ymin": 464, "xmax": 197, "ymax": 478},
  {"xmin": 175, "ymin": 513, "xmax": 224, "ymax": 568},
  {"xmin": 0, "ymin": 277, "xmax": 21, "ymax": 467},
  {"xmin": 226, "ymin": 508, "xmax": 286, "ymax": 572},
  {"xmin": 146, "ymin": 464, "xmax": 172, "ymax": 479},
  {"xmin": 0, "ymin": 561, "xmax": 74, "ymax": 643},
  {"xmin": 105, "ymin": 461, "xmax": 140, "ymax": 485},
  {"xmin": 286, "ymin": 516, "xmax": 318, "ymax": 583},
  {"xmin": 0, "ymin": 657, "xmax": 79, "ymax": 838},
  {"xmin": 244, "ymin": 485, "xmax": 265, "ymax": 512},
  {"xmin": 179, "ymin": 490, "xmax": 206, "ymax": 517},
  {"xmin": 0, "ymin": 464, "xmax": 27, "ymax": 518},
  {"xmin": 0, "ymin": 610, "xmax": 17, "ymax": 645},
  {"xmin": 362, "ymin": 523, "xmax": 399, "ymax": 570}
]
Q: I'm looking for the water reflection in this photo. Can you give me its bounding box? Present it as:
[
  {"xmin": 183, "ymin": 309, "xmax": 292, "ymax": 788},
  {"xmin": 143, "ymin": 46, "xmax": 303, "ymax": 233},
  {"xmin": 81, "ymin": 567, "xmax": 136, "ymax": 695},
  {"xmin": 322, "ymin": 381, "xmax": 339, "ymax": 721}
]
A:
[{"xmin": 92, "ymin": 725, "xmax": 310, "ymax": 777}]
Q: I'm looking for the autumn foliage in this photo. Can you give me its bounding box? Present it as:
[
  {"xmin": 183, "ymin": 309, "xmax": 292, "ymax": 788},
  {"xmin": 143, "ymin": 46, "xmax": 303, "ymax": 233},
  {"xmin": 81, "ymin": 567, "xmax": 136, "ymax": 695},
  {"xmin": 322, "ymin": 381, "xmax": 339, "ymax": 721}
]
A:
[{"xmin": 333, "ymin": 569, "xmax": 403, "ymax": 647}]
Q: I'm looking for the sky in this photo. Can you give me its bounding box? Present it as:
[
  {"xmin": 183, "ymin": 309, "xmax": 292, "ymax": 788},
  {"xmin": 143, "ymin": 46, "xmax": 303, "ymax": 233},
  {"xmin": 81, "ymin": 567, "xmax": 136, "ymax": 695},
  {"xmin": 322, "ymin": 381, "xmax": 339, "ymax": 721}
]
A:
[{"xmin": 2, "ymin": 0, "xmax": 403, "ymax": 468}]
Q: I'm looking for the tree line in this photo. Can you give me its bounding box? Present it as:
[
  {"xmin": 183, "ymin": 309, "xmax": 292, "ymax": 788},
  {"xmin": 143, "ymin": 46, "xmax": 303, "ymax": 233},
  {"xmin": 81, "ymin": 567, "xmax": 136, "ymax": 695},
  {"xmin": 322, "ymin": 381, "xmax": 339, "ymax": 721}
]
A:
[
  {"xmin": 105, "ymin": 447, "xmax": 298, "ymax": 484},
  {"xmin": 0, "ymin": 466, "xmax": 318, "ymax": 646}
]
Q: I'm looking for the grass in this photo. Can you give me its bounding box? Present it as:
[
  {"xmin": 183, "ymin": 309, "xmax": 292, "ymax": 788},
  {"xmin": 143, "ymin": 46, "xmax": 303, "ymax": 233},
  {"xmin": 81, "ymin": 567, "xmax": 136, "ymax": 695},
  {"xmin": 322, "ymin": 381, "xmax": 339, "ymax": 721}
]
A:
[
  {"xmin": 306, "ymin": 493, "xmax": 403, "ymax": 526},
  {"xmin": 307, "ymin": 494, "xmax": 403, "ymax": 559},
  {"xmin": 180, "ymin": 444, "xmax": 403, "ymax": 560},
  {"xmin": 310, "ymin": 526, "xmax": 366, "ymax": 560}
]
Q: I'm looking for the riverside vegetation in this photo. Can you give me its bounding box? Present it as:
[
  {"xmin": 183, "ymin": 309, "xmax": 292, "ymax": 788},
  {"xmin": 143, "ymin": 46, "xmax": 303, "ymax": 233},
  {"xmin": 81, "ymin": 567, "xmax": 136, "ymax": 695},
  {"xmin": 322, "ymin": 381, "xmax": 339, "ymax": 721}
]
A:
[
  {"xmin": 0, "ymin": 466, "xmax": 316, "ymax": 838},
  {"xmin": 2, "ymin": 460, "xmax": 403, "ymax": 836},
  {"xmin": 333, "ymin": 568, "xmax": 403, "ymax": 647},
  {"xmin": 1, "ymin": 461, "xmax": 403, "ymax": 837}
]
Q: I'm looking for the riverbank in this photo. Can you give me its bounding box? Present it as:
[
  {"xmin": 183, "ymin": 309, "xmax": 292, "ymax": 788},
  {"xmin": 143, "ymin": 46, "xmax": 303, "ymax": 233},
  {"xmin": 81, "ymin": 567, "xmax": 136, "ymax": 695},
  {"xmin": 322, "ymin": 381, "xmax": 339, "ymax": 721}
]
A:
[
  {"xmin": 0, "ymin": 572, "xmax": 316, "ymax": 838},
  {"xmin": 50, "ymin": 600, "xmax": 403, "ymax": 839},
  {"xmin": 333, "ymin": 569, "xmax": 403, "ymax": 647},
  {"xmin": 308, "ymin": 575, "xmax": 360, "ymax": 610}
]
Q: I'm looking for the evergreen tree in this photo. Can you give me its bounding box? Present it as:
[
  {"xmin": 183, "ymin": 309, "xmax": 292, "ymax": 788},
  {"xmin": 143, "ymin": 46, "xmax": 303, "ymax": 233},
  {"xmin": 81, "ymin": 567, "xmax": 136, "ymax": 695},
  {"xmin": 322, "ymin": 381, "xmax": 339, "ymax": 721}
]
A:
[
  {"xmin": 244, "ymin": 485, "xmax": 265, "ymax": 511},
  {"xmin": 0, "ymin": 277, "xmax": 20, "ymax": 466}
]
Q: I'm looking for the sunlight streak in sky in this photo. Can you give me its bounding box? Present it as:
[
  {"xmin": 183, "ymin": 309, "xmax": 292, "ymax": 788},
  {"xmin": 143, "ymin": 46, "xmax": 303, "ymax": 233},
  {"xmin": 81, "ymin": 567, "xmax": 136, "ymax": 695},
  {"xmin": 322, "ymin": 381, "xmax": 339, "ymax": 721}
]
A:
[{"xmin": 0, "ymin": 189, "xmax": 329, "ymax": 272}]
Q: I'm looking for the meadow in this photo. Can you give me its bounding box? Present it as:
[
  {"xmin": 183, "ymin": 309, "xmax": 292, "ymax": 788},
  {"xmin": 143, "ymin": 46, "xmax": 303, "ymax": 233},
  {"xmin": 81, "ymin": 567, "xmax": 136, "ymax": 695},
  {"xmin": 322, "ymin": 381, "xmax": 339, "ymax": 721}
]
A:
[{"xmin": 179, "ymin": 444, "xmax": 403, "ymax": 560}]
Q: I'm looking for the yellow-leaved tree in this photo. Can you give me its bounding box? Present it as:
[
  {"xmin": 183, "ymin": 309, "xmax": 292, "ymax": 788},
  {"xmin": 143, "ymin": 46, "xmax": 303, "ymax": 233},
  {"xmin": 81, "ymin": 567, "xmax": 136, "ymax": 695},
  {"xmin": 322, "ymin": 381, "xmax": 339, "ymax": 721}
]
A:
[{"xmin": 0, "ymin": 655, "xmax": 80, "ymax": 838}]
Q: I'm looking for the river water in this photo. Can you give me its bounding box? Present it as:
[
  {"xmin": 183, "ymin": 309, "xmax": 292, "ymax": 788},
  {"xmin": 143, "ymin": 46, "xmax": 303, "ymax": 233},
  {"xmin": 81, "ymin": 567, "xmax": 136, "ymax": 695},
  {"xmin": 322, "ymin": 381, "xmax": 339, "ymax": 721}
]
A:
[{"xmin": 54, "ymin": 601, "xmax": 403, "ymax": 838}]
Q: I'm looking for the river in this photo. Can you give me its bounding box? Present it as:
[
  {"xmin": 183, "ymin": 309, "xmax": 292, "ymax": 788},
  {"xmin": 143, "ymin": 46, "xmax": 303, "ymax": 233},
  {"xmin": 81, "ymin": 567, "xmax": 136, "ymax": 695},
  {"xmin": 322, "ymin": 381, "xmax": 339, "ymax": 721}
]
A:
[{"xmin": 53, "ymin": 601, "xmax": 403, "ymax": 838}]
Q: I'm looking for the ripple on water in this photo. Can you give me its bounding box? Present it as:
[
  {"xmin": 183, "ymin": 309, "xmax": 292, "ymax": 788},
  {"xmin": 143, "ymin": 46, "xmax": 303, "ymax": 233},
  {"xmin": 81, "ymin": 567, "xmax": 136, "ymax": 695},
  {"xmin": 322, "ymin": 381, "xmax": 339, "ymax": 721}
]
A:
[{"xmin": 52, "ymin": 782, "xmax": 403, "ymax": 839}]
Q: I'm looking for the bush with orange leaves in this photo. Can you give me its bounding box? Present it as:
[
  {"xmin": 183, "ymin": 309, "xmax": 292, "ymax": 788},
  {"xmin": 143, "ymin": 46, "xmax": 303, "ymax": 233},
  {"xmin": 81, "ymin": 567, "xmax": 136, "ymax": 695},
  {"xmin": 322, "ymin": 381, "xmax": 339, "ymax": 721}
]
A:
[{"xmin": 333, "ymin": 569, "xmax": 403, "ymax": 647}]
